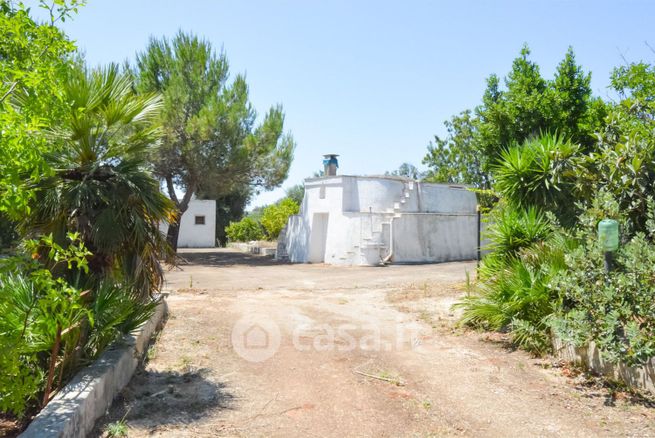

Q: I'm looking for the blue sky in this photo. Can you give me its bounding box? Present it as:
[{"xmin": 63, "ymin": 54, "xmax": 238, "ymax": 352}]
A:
[{"xmin": 40, "ymin": 0, "xmax": 655, "ymax": 207}]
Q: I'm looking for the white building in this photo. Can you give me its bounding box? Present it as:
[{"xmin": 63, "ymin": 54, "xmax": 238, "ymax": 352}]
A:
[
  {"xmin": 280, "ymin": 175, "xmax": 479, "ymax": 265},
  {"xmin": 160, "ymin": 198, "xmax": 216, "ymax": 248}
]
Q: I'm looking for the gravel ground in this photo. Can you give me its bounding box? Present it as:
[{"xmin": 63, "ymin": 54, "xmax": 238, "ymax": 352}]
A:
[{"xmin": 92, "ymin": 249, "xmax": 655, "ymax": 437}]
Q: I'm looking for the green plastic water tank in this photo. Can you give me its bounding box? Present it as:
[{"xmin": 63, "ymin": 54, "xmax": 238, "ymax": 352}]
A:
[{"xmin": 598, "ymin": 219, "xmax": 619, "ymax": 251}]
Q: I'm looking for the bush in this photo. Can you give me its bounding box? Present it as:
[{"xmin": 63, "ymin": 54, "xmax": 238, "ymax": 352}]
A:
[
  {"xmin": 0, "ymin": 235, "xmax": 90, "ymax": 416},
  {"xmin": 484, "ymin": 204, "xmax": 553, "ymax": 256},
  {"xmin": 224, "ymin": 197, "xmax": 299, "ymax": 242},
  {"xmin": 458, "ymin": 62, "xmax": 655, "ymax": 366},
  {"xmin": 457, "ymin": 134, "xmax": 583, "ymax": 355},
  {"xmin": 0, "ymin": 234, "xmax": 158, "ymax": 417},
  {"xmin": 493, "ymin": 133, "xmax": 580, "ymax": 225},
  {"xmin": 457, "ymin": 205, "xmax": 575, "ymax": 355},
  {"xmin": 0, "ymin": 272, "xmax": 86, "ymax": 416},
  {"xmin": 553, "ymin": 196, "xmax": 655, "ymax": 366},
  {"xmin": 260, "ymin": 198, "xmax": 299, "ymax": 239},
  {"xmin": 85, "ymin": 281, "xmax": 157, "ymax": 359},
  {"xmin": 553, "ymin": 234, "xmax": 655, "ymax": 366},
  {"xmin": 225, "ymin": 217, "xmax": 264, "ymax": 242}
]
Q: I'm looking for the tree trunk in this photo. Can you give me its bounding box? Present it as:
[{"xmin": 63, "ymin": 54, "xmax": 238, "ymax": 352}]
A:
[
  {"xmin": 167, "ymin": 220, "xmax": 181, "ymax": 252},
  {"xmin": 164, "ymin": 175, "xmax": 196, "ymax": 253}
]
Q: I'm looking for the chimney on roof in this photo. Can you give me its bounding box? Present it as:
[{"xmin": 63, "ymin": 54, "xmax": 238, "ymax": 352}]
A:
[{"xmin": 323, "ymin": 154, "xmax": 339, "ymax": 176}]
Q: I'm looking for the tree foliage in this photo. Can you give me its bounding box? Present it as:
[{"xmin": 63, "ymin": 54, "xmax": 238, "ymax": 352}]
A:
[
  {"xmin": 285, "ymin": 183, "xmax": 305, "ymax": 206},
  {"xmin": 260, "ymin": 198, "xmax": 299, "ymax": 239},
  {"xmin": 423, "ymin": 110, "xmax": 485, "ymax": 185},
  {"xmin": 423, "ymin": 45, "xmax": 601, "ymax": 188},
  {"xmin": 460, "ymin": 55, "xmax": 655, "ymax": 364},
  {"xmin": 209, "ymin": 185, "xmax": 252, "ymax": 246},
  {"xmin": 574, "ymin": 61, "xmax": 655, "ymax": 234},
  {"xmin": 225, "ymin": 216, "xmax": 264, "ymax": 242},
  {"xmin": 20, "ymin": 64, "xmax": 174, "ymax": 298},
  {"xmin": 0, "ymin": 0, "xmax": 81, "ymax": 217},
  {"xmin": 385, "ymin": 162, "xmax": 424, "ymax": 180},
  {"xmin": 135, "ymin": 31, "xmax": 295, "ymax": 249}
]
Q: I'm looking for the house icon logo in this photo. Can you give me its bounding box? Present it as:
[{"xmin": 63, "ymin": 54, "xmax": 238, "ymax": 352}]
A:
[
  {"xmin": 244, "ymin": 324, "xmax": 269, "ymax": 349},
  {"xmin": 231, "ymin": 315, "xmax": 281, "ymax": 362}
]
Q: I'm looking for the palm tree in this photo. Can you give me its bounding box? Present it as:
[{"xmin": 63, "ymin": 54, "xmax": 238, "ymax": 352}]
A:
[
  {"xmin": 22, "ymin": 64, "xmax": 174, "ymax": 297},
  {"xmin": 493, "ymin": 132, "xmax": 580, "ymax": 226}
]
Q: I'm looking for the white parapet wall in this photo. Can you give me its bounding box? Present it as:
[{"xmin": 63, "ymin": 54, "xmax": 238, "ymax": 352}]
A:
[
  {"xmin": 160, "ymin": 199, "xmax": 216, "ymax": 248},
  {"xmin": 286, "ymin": 214, "xmax": 309, "ymax": 263},
  {"xmin": 391, "ymin": 213, "xmax": 478, "ymax": 262}
]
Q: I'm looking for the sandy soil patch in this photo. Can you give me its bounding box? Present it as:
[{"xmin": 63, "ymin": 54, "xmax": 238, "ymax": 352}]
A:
[{"xmin": 92, "ymin": 249, "xmax": 655, "ymax": 437}]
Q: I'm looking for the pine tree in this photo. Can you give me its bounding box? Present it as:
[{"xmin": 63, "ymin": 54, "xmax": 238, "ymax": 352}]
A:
[
  {"xmin": 135, "ymin": 31, "xmax": 295, "ymax": 250},
  {"xmin": 553, "ymin": 47, "xmax": 594, "ymax": 147}
]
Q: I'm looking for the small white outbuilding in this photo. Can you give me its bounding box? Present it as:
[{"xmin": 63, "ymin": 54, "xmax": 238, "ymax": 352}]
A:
[
  {"xmin": 160, "ymin": 198, "xmax": 216, "ymax": 248},
  {"xmin": 279, "ymin": 174, "xmax": 479, "ymax": 266}
]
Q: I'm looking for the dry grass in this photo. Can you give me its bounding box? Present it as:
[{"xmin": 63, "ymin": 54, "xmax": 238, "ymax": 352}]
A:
[{"xmin": 386, "ymin": 281, "xmax": 465, "ymax": 304}]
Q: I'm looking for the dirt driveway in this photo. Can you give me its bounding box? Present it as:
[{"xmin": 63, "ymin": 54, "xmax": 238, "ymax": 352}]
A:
[{"xmin": 94, "ymin": 249, "xmax": 655, "ymax": 437}]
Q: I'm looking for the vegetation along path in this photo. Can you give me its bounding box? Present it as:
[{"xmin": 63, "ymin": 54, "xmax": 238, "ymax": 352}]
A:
[{"xmin": 94, "ymin": 249, "xmax": 655, "ymax": 437}]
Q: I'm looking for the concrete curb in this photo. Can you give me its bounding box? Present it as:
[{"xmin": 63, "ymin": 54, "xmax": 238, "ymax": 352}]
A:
[
  {"xmin": 227, "ymin": 241, "xmax": 277, "ymax": 256},
  {"xmin": 553, "ymin": 336, "xmax": 655, "ymax": 394},
  {"xmin": 20, "ymin": 301, "xmax": 168, "ymax": 438}
]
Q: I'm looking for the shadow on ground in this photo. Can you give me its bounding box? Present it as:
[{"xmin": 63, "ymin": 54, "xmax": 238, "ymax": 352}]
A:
[
  {"xmin": 175, "ymin": 250, "xmax": 283, "ymax": 267},
  {"xmin": 91, "ymin": 368, "xmax": 234, "ymax": 436}
]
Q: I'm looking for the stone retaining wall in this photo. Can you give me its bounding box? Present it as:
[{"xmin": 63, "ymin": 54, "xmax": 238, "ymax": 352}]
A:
[
  {"xmin": 20, "ymin": 301, "xmax": 167, "ymax": 438},
  {"xmin": 553, "ymin": 337, "xmax": 655, "ymax": 394}
]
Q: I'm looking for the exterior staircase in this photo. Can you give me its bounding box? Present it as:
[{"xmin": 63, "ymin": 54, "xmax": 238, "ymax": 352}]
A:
[{"xmin": 359, "ymin": 180, "xmax": 415, "ymax": 264}]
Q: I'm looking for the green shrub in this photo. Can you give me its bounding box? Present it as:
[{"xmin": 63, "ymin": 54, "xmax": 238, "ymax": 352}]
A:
[
  {"xmin": 484, "ymin": 204, "xmax": 553, "ymax": 256},
  {"xmin": 510, "ymin": 318, "xmax": 553, "ymax": 356},
  {"xmin": 225, "ymin": 197, "xmax": 299, "ymax": 242},
  {"xmin": 85, "ymin": 281, "xmax": 157, "ymax": 359},
  {"xmin": 0, "ymin": 236, "xmax": 90, "ymax": 416},
  {"xmin": 260, "ymin": 198, "xmax": 299, "ymax": 240},
  {"xmin": 0, "ymin": 274, "xmax": 58, "ymax": 416},
  {"xmin": 554, "ymin": 233, "xmax": 655, "ymax": 366},
  {"xmin": 457, "ymin": 134, "xmax": 583, "ymax": 355},
  {"xmin": 106, "ymin": 420, "xmax": 128, "ymax": 437},
  {"xmin": 493, "ymin": 133, "xmax": 580, "ymax": 225},
  {"xmin": 225, "ymin": 217, "xmax": 264, "ymax": 242},
  {"xmin": 576, "ymin": 136, "xmax": 655, "ymax": 234},
  {"xmin": 553, "ymin": 196, "xmax": 655, "ymax": 366},
  {"xmin": 457, "ymin": 205, "xmax": 575, "ymax": 354},
  {"xmin": 0, "ymin": 234, "xmax": 159, "ymax": 417}
]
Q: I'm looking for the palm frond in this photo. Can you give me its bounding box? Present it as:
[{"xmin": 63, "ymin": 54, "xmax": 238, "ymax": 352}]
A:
[{"xmin": 22, "ymin": 64, "xmax": 173, "ymax": 297}]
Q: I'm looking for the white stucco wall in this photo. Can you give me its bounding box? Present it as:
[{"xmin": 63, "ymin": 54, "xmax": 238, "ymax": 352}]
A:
[
  {"xmin": 286, "ymin": 214, "xmax": 309, "ymax": 263},
  {"xmin": 392, "ymin": 214, "xmax": 478, "ymax": 262},
  {"xmin": 418, "ymin": 184, "xmax": 476, "ymax": 213},
  {"xmin": 283, "ymin": 175, "xmax": 479, "ymax": 265},
  {"xmin": 160, "ymin": 199, "xmax": 216, "ymax": 248}
]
